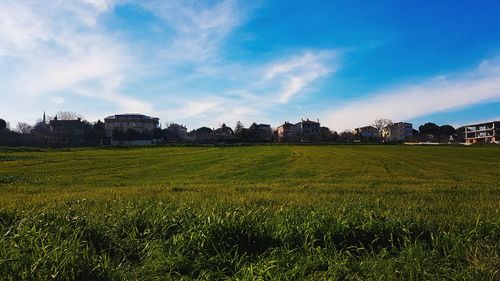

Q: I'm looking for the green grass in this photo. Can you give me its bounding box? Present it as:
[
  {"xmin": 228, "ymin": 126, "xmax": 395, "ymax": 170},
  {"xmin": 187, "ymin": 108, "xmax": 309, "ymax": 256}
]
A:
[{"xmin": 0, "ymin": 145, "xmax": 499, "ymax": 280}]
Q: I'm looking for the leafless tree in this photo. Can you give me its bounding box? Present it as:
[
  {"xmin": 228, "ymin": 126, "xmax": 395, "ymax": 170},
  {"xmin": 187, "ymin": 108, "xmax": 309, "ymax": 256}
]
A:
[
  {"xmin": 55, "ymin": 111, "xmax": 83, "ymax": 120},
  {"xmin": 372, "ymin": 118, "xmax": 393, "ymax": 140},
  {"xmin": 16, "ymin": 122, "xmax": 33, "ymax": 134}
]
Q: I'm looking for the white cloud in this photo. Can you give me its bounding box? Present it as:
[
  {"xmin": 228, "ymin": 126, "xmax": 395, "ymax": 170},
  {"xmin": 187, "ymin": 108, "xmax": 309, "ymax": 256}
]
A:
[
  {"xmin": 264, "ymin": 52, "xmax": 335, "ymax": 103},
  {"xmin": 325, "ymin": 60, "xmax": 500, "ymax": 131},
  {"xmin": 0, "ymin": 0, "xmax": 338, "ymax": 129},
  {"xmin": 0, "ymin": 0, "xmax": 152, "ymax": 124},
  {"xmin": 84, "ymin": 0, "xmax": 121, "ymax": 12},
  {"xmin": 50, "ymin": 97, "xmax": 65, "ymax": 104},
  {"xmin": 150, "ymin": 50, "xmax": 338, "ymax": 128},
  {"xmin": 141, "ymin": 0, "xmax": 243, "ymax": 62}
]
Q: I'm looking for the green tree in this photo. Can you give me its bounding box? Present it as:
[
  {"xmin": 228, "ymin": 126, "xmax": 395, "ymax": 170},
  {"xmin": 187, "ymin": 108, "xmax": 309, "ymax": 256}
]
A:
[
  {"xmin": 439, "ymin": 125, "xmax": 456, "ymax": 142},
  {"xmin": 419, "ymin": 123, "xmax": 440, "ymax": 141}
]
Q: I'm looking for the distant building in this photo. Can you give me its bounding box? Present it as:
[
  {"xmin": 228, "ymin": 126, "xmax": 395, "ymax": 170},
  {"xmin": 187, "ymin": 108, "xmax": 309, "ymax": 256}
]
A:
[
  {"xmin": 49, "ymin": 116, "xmax": 86, "ymax": 144},
  {"xmin": 277, "ymin": 121, "xmax": 298, "ymax": 140},
  {"xmin": 166, "ymin": 123, "xmax": 188, "ymax": 139},
  {"xmin": 104, "ymin": 113, "xmax": 159, "ymax": 137},
  {"xmin": 354, "ymin": 126, "xmax": 379, "ymax": 138},
  {"xmin": 296, "ymin": 118, "xmax": 321, "ymax": 135},
  {"xmin": 464, "ymin": 121, "xmax": 500, "ymax": 144},
  {"xmin": 254, "ymin": 124, "xmax": 272, "ymax": 133},
  {"xmin": 248, "ymin": 123, "xmax": 273, "ymax": 141},
  {"xmin": 388, "ymin": 122, "xmax": 413, "ymax": 141}
]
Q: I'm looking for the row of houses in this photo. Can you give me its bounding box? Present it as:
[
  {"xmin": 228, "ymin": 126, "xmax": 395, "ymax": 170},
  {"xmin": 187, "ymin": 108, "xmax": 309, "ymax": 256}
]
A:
[
  {"xmin": 354, "ymin": 122, "xmax": 413, "ymax": 142},
  {"xmin": 104, "ymin": 114, "xmax": 326, "ymax": 140},
  {"xmin": 276, "ymin": 119, "xmax": 321, "ymax": 140},
  {"xmin": 353, "ymin": 121, "xmax": 500, "ymax": 144},
  {"xmin": 27, "ymin": 112, "xmax": 500, "ymax": 145},
  {"xmin": 104, "ymin": 114, "xmax": 321, "ymax": 143}
]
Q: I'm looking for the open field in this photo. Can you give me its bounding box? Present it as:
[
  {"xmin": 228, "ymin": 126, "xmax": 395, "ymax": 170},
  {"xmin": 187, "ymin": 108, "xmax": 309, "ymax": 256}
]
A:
[{"xmin": 0, "ymin": 145, "xmax": 499, "ymax": 280}]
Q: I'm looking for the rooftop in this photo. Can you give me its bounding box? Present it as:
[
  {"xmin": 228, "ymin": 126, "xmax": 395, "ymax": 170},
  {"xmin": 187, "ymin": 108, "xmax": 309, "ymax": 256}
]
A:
[
  {"xmin": 355, "ymin": 126, "xmax": 377, "ymax": 130},
  {"xmin": 299, "ymin": 118, "xmax": 320, "ymax": 125},
  {"xmin": 105, "ymin": 113, "xmax": 159, "ymax": 120},
  {"xmin": 463, "ymin": 120, "xmax": 500, "ymax": 127}
]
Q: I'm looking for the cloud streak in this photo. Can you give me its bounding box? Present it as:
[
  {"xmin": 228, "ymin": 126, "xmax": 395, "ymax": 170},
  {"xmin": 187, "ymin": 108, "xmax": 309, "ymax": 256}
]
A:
[
  {"xmin": 265, "ymin": 52, "xmax": 335, "ymax": 103},
  {"xmin": 325, "ymin": 60, "xmax": 500, "ymax": 131},
  {"xmin": 141, "ymin": 0, "xmax": 244, "ymax": 63},
  {"xmin": 0, "ymin": 0, "xmax": 152, "ymax": 122}
]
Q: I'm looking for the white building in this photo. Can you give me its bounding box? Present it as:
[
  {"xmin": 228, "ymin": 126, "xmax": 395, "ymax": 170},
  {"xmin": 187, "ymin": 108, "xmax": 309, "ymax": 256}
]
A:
[{"xmin": 464, "ymin": 121, "xmax": 500, "ymax": 144}]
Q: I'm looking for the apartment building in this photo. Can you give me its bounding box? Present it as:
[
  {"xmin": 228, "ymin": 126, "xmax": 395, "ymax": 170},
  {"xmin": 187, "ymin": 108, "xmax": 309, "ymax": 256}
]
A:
[
  {"xmin": 277, "ymin": 122, "xmax": 298, "ymax": 140},
  {"xmin": 388, "ymin": 122, "xmax": 413, "ymax": 142},
  {"xmin": 464, "ymin": 121, "xmax": 500, "ymax": 144},
  {"xmin": 296, "ymin": 118, "xmax": 321, "ymax": 135},
  {"xmin": 104, "ymin": 113, "xmax": 159, "ymax": 137}
]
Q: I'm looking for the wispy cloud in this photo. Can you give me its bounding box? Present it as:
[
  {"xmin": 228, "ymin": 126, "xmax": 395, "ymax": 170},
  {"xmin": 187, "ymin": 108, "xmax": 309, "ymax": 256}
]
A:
[
  {"xmin": 0, "ymin": 0, "xmax": 148, "ymax": 122},
  {"xmin": 152, "ymin": 51, "xmax": 338, "ymax": 127},
  {"xmin": 141, "ymin": 0, "xmax": 244, "ymax": 63},
  {"xmin": 325, "ymin": 59, "xmax": 500, "ymax": 131},
  {"xmin": 264, "ymin": 52, "xmax": 335, "ymax": 103},
  {"xmin": 84, "ymin": 0, "xmax": 122, "ymax": 12},
  {"xmin": 0, "ymin": 0, "xmax": 339, "ymax": 128}
]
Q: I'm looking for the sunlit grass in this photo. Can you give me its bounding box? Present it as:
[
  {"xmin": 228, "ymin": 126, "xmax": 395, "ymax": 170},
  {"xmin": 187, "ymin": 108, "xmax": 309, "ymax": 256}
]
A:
[{"xmin": 0, "ymin": 145, "xmax": 499, "ymax": 279}]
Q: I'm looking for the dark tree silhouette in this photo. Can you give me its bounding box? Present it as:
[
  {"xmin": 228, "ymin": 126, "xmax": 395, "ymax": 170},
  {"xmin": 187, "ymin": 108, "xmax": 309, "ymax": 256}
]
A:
[
  {"xmin": 234, "ymin": 121, "xmax": 244, "ymax": 135},
  {"xmin": 419, "ymin": 122, "xmax": 440, "ymax": 141},
  {"xmin": 194, "ymin": 127, "xmax": 213, "ymax": 143},
  {"xmin": 439, "ymin": 125, "xmax": 456, "ymax": 142},
  {"xmin": 0, "ymin": 118, "xmax": 6, "ymax": 130}
]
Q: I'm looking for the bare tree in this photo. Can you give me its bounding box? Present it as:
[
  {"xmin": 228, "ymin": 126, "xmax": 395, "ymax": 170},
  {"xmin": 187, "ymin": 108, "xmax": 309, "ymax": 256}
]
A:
[
  {"xmin": 55, "ymin": 111, "xmax": 83, "ymax": 120},
  {"xmin": 16, "ymin": 122, "xmax": 33, "ymax": 134},
  {"xmin": 372, "ymin": 118, "xmax": 393, "ymax": 141}
]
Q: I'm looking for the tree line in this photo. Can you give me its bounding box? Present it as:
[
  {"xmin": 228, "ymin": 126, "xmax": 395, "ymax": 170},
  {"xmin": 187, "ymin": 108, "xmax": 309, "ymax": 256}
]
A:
[
  {"xmin": 0, "ymin": 113, "xmax": 465, "ymax": 146},
  {"xmin": 0, "ymin": 112, "xmax": 106, "ymax": 146}
]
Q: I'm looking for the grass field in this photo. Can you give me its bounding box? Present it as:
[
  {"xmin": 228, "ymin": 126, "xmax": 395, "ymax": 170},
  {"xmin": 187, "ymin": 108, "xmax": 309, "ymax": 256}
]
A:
[{"xmin": 0, "ymin": 145, "xmax": 499, "ymax": 280}]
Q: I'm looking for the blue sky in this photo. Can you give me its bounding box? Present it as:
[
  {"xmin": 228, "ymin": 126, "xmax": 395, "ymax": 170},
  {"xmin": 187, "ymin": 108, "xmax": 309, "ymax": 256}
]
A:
[{"xmin": 1, "ymin": 0, "xmax": 499, "ymax": 131}]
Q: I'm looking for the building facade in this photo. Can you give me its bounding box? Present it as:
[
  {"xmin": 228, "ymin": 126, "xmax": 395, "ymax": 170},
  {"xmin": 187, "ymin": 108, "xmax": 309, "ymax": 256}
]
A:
[
  {"xmin": 296, "ymin": 119, "xmax": 321, "ymax": 135},
  {"xmin": 250, "ymin": 123, "xmax": 273, "ymax": 141},
  {"xmin": 388, "ymin": 122, "xmax": 413, "ymax": 142},
  {"xmin": 255, "ymin": 124, "xmax": 272, "ymax": 133},
  {"xmin": 277, "ymin": 122, "xmax": 297, "ymax": 140},
  {"xmin": 464, "ymin": 121, "xmax": 500, "ymax": 144},
  {"xmin": 48, "ymin": 117, "xmax": 86, "ymax": 144},
  {"xmin": 104, "ymin": 113, "xmax": 159, "ymax": 137},
  {"xmin": 354, "ymin": 126, "xmax": 379, "ymax": 138}
]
